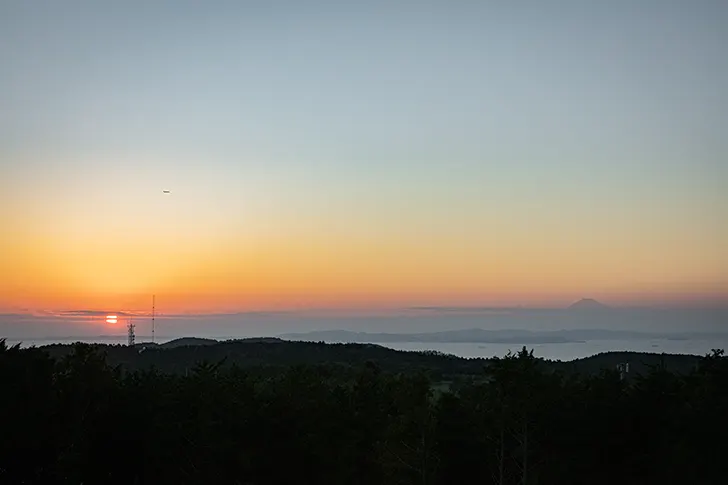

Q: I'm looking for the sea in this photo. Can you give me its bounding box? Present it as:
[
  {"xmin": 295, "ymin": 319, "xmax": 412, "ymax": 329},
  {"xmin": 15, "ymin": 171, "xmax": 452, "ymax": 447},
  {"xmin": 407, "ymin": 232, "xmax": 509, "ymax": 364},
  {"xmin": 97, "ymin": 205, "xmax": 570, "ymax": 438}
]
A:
[{"xmin": 5, "ymin": 335, "xmax": 728, "ymax": 361}]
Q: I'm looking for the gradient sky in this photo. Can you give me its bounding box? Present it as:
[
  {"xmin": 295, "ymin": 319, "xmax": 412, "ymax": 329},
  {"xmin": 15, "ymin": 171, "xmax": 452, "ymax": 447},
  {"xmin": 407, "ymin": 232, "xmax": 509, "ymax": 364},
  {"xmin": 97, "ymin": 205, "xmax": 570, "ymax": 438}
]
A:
[{"xmin": 1, "ymin": 1, "xmax": 727, "ymax": 315}]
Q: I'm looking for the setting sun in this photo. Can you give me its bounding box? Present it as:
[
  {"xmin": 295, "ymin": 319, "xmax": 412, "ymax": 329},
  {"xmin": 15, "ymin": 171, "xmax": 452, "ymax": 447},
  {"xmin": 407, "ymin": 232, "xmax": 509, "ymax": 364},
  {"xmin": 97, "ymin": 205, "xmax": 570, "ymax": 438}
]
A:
[{"xmin": 106, "ymin": 315, "xmax": 118, "ymax": 324}]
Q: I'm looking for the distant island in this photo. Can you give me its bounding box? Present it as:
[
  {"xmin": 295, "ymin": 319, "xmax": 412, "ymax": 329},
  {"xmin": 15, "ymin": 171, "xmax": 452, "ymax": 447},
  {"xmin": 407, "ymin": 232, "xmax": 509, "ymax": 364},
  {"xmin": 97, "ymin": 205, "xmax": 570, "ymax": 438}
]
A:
[{"xmin": 277, "ymin": 327, "xmax": 721, "ymax": 344}]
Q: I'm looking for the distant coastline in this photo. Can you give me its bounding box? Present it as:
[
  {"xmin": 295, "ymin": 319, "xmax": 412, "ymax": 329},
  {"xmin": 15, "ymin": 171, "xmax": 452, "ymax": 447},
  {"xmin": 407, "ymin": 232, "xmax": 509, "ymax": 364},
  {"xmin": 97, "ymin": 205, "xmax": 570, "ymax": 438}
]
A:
[{"xmin": 277, "ymin": 328, "xmax": 728, "ymax": 345}]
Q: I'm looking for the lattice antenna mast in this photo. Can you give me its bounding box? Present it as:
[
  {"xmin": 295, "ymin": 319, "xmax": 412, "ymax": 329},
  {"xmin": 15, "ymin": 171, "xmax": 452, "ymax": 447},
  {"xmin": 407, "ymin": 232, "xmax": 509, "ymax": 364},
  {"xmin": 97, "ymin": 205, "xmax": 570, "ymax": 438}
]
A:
[
  {"xmin": 127, "ymin": 316, "xmax": 135, "ymax": 346},
  {"xmin": 617, "ymin": 362, "xmax": 630, "ymax": 381},
  {"xmin": 152, "ymin": 294, "xmax": 156, "ymax": 343}
]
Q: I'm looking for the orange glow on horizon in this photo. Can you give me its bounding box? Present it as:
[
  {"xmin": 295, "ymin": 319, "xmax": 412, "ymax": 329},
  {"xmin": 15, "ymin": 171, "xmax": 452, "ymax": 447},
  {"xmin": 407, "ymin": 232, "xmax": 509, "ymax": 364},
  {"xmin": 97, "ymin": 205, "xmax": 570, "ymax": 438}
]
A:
[{"xmin": 1, "ymin": 200, "xmax": 726, "ymax": 314}]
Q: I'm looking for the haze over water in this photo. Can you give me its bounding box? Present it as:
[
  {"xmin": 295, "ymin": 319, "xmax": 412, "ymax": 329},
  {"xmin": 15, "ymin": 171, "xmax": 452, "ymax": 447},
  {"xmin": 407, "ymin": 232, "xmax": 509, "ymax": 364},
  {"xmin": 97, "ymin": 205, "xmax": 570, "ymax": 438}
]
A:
[{"xmin": 4, "ymin": 304, "xmax": 727, "ymax": 360}]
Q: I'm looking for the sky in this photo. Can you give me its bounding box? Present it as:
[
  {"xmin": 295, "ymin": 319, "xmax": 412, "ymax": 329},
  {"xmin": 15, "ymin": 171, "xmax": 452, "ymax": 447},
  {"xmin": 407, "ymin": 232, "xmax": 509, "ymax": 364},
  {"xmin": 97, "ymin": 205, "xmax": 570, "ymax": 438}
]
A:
[{"xmin": 1, "ymin": 1, "xmax": 727, "ymax": 321}]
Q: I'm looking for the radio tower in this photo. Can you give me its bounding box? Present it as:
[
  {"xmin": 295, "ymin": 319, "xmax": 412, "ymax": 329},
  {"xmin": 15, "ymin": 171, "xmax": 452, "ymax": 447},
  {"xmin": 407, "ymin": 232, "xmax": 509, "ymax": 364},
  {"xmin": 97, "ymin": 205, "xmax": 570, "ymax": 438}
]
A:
[
  {"xmin": 152, "ymin": 294, "xmax": 156, "ymax": 343},
  {"xmin": 617, "ymin": 362, "xmax": 630, "ymax": 381},
  {"xmin": 127, "ymin": 316, "xmax": 136, "ymax": 346}
]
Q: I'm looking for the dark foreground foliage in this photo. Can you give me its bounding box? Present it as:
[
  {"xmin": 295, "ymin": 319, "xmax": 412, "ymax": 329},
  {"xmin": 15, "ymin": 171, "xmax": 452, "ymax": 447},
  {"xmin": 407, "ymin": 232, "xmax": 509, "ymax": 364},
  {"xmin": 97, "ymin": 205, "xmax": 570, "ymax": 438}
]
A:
[
  {"xmin": 38, "ymin": 337, "xmax": 704, "ymax": 380},
  {"xmin": 1, "ymin": 339, "xmax": 727, "ymax": 484}
]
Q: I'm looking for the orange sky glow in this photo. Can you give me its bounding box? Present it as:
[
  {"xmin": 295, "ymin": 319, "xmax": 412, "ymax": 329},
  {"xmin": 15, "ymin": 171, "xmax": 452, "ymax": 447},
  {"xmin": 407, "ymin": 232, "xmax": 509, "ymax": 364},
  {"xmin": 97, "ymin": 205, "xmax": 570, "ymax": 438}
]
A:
[{"xmin": 2, "ymin": 3, "xmax": 727, "ymax": 317}]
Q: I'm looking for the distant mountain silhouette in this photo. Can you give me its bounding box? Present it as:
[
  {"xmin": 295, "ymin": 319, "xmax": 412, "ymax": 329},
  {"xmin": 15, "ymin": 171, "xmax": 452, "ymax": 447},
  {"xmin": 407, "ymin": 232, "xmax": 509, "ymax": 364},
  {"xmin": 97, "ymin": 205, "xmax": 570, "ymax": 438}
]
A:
[
  {"xmin": 278, "ymin": 327, "xmax": 725, "ymax": 344},
  {"xmin": 279, "ymin": 329, "xmax": 575, "ymax": 344},
  {"xmin": 568, "ymin": 298, "xmax": 610, "ymax": 311}
]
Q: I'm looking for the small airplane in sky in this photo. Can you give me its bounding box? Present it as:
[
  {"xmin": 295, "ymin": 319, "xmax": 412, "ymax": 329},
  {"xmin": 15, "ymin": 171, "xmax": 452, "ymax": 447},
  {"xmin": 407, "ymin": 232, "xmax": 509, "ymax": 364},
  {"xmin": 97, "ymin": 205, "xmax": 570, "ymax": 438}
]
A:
[{"xmin": 162, "ymin": 190, "xmax": 171, "ymax": 194}]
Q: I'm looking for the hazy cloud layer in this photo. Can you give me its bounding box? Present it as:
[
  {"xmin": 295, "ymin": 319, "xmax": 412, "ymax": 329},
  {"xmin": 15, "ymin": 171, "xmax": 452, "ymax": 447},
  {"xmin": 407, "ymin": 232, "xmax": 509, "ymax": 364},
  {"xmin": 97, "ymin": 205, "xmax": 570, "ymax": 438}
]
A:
[{"xmin": 2, "ymin": 307, "xmax": 727, "ymax": 341}]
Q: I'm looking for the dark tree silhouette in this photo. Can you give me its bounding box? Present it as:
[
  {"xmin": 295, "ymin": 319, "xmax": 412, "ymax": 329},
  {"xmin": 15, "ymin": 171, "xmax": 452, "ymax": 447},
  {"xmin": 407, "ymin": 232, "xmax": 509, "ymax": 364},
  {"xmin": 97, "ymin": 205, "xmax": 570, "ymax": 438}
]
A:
[{"xmin": 1, "ymin": 338, "xmax": 726, "ymax": 484}]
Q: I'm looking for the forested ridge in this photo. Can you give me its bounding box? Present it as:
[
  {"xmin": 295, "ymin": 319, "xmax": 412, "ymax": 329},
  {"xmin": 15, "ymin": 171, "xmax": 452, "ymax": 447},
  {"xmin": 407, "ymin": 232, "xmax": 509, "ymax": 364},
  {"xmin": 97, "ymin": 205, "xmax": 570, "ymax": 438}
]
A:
[
  {"xmin": 2, "ymin": 338, "xmax": 727, "ymax": 484},
  {"xmin": 36, "ymin": 337, "xmax": 703, "ymax": 379}
]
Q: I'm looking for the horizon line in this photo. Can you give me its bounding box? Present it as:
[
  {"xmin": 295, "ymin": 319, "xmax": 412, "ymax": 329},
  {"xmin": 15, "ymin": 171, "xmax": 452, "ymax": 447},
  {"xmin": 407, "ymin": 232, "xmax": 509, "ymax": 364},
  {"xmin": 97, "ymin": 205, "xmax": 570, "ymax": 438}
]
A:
[{"xmin": 5, "ymin": 300, "xmax": 728, "ymax": 320}]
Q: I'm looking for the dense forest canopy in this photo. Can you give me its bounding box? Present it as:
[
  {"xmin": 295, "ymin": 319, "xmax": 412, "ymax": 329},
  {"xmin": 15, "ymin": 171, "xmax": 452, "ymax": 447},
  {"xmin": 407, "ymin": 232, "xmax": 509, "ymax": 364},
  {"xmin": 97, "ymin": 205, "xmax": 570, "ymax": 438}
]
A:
[
  {"xmin": 35, "ymin": 337, "xmax": 704, "ymax": 379},
  {"xmin": 2, "ymin": 338, "xmax": 727, "ymax": 484}
]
